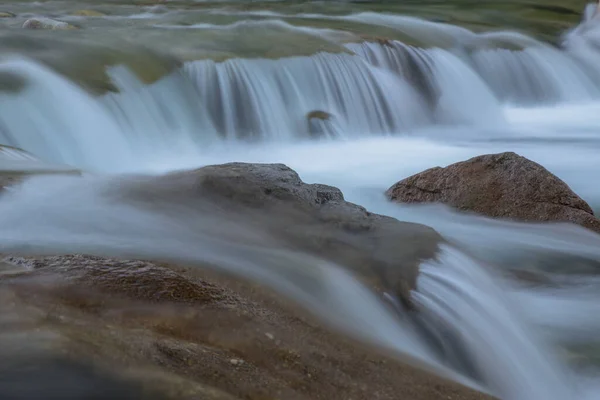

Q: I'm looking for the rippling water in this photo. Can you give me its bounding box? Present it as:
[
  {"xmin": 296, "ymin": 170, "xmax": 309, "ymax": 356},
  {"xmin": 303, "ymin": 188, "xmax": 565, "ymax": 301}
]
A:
[{"xmin": 1, "ymin": 1, "xmax": 600, "ymax": 399}]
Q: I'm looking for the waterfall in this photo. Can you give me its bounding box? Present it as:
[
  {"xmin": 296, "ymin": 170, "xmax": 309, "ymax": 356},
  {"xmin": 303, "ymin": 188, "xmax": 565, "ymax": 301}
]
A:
[
  {"xmin": 2, "ymin": 11, "xmax": 600, "ymax": 170},
  {"xmin": 415, "ymin": 247, "xmax": 574, "ymax": 400},
  {"xmin": 183, "ymin": 52, "xmax": 432, "ymax": 139},
  {"xmin": 3, "ymin": 9, "xmax": 600, "ymax": 397}
]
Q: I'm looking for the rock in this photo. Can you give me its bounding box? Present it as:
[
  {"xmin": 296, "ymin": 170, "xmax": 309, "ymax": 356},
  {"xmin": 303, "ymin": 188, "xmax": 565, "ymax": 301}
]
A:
[
  {"xmin": 122, "ymin": 163, "xmax": 441, "ymax": 306},
  {"xmin": 386, "ymin": 152, "xmax": 600, "ymax": 233},
  {"xmin": 0, "ymin": 12, "xmax": 16, "ymax": 18},
  {"xmin": 70, "ymin": 10, "xmax": 106, "ymax": 17},
  {"xmin": 22, "ymin": 17, "xmax": 78, "ymax": 30},
  {"xmin": 306, "ymin": 110, "xmax": 331, "ymax": 121},
  {"xmin": 7, "ymin": 255, "xmax": 226, "ymax": 305},
  {"xmin": 0, "ymin": 162, "xmax": 492, "ymax": 400},
  {"xmin": 306, "ymin": 110, "xmax": 338, "ymax": 137}
]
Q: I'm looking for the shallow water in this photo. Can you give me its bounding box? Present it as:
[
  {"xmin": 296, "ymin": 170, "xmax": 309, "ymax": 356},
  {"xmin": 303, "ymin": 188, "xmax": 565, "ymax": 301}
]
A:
[{"xmin": 1, "ymin": 1, "xmax": 600, "ymax": 399}]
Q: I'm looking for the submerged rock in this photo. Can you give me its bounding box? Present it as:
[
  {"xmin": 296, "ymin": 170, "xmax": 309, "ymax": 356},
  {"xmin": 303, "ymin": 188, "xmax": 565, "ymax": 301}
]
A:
[
  {"xmin": 386, "ymin": 152, "xmax": 600, "ymax": 233},
  {"xmin": 70, "ymin": 10, "xmax": 106, "ymax": 17},
  {"xmin": 22, "ymin": 17, "xmax": 78, "ymax": 30},
  {"xmin": 0, "ymin": 71, "xmax": 27, "ymax": 93},
  {"xmin": 0, "ymin": 12, "xmax": 16, "ymax": 18},
  {"xmin": 0, "ymin": 33, "xmax": 180, "ymax": 94}
]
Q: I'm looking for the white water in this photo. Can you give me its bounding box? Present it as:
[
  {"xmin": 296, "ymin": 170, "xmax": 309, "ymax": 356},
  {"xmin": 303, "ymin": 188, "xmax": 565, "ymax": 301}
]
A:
[{"xmin": 2, "ymin": 7, "xmax": 600, "ymax": 400}]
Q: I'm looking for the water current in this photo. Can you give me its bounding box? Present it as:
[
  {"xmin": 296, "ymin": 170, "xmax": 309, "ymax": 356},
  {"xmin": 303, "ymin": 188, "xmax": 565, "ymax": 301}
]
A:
[{"xmin": 1, "ymin": 2, "xmax": 600, "ymax": 399}]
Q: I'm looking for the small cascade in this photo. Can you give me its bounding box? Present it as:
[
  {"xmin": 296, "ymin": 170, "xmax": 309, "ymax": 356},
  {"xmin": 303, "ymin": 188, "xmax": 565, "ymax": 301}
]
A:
[
  {"xmin": 183, "ymin": 52, "xmax": 432, "ymax": 139},
  {"xmin": 347, "ymin": 37, "xmax": 600, "ymax": 107},
  {"xmin": 1, "ymin": 9, "xmax": 600, "ymax": 170},
  {"xmin": 414, "ymin": 246, "xmax": 575, "ymax": 400},
  {"xmin": 0, "ymin": 58, "xmax": 135, "ymax": 171},
  {"xmin": 469, "ymin": 46, "xmax": 599, "ymax": 104}
]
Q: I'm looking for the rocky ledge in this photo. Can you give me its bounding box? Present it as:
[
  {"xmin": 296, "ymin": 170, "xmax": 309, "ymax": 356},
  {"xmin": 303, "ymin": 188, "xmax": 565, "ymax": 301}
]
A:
[{"xmin": 0, "ymin": 162, "xmax": 490, "ymax": 400}]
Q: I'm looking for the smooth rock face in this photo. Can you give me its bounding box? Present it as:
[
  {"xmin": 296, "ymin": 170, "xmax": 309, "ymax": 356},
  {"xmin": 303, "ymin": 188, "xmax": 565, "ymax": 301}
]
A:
[
  {"xmin": 386, "ymin": 152, "xmax": 600, "ymax": 233},
  {"xmin": 22, "ymin": 17, "xmax": 77, "ymax": 30}
]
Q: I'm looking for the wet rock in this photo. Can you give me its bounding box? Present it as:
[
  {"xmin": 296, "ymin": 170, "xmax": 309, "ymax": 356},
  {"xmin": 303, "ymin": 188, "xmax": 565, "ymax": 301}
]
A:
[
  {"xmin": 0, "ymin": 12, "xmax": 16, "ymax": 18},
  {"xmin": 306, "ymin": 110, "xmax": 331, "ymax": 121},
  {"xmin": 11, "ymin": 255, "xmax": 226, "ymax": 305},
  {"xmin": 386, "ymin": 152, "xmax": 600, "ymax": 233},
  {"xmin": 0, "ymin": 356, "xmax": 161, "ymax": 400},
  {"xmin": 306, "ymin": 110, "xmax": 338, "ymax": 137},
  {"xmin": 125, "ymin": 163, "xmax": 442, "ymax": 305},
  {"xmin": 22, "ymin": 17, "xmax": 78, "ymax": 30},
  {"xmin": 0, "ymin": 159, "xmax": 490, "ymax": 400}
]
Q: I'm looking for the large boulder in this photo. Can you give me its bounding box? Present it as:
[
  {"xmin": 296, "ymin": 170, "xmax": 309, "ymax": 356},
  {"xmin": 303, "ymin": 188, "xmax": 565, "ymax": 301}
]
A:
[
  {"xmin": 386, "ymin": 152, "xmax": 600, "ymax": 233},
  {"xmin": 0, "ymin": 161, "xmax": 440, "ymax": 304},
  {"xmin": 119, "ymin": 163, "xmax": 442, "ymax": 305}
]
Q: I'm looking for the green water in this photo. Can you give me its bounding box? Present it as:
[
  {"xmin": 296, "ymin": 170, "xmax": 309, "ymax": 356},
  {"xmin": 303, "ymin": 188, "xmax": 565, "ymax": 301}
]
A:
[{"xmin": 0, "ymin": 0, "xmax": 590, "ymax": 92}]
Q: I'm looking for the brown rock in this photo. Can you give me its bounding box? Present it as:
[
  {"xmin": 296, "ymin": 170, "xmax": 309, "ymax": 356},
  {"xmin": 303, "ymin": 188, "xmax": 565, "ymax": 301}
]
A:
[
  {"xmin": 0, "ymin": 265, "xmax": 491, "ymax": 400},
  {"xmin": 386, "ymin": 152, "xmax": 600, "ymax": 233},
  {"xmin": 5, "ymin": 255, "xmax": 226, "ymax": 305},
  {"xmin": 306, "ymin": 110, "xmax": 331, "ymax": 121}
]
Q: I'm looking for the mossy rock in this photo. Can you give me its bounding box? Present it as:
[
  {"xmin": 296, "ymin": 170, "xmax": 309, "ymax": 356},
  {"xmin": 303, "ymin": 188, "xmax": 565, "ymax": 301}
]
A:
[
  {"xmin": 0, "ymin": 33, "xmax": 180, "ymax": 94},
  {"xmin": 306, "ymin": 110, "xmax": 331, "ymax": 121},
  {"xmin": 0, "ymin": 12, "xmax": 16, "ymax": 18}
]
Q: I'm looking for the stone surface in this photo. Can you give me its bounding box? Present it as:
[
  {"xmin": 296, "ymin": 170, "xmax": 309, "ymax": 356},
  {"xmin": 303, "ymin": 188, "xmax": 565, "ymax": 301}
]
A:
[
  {"xmin": 124, "ymin": 162, "xmax": 442, "ymax": 304},
  {"xmin": 22, "ymin": 17, "xmax": 78, "ymax": 30},
  {"xmin": 0, "ymin": 260, "xmax": 490, "ymax": 400},
  {"xmin": 386, "ymin": 152, "xmax": 600, "ymax": 233}
]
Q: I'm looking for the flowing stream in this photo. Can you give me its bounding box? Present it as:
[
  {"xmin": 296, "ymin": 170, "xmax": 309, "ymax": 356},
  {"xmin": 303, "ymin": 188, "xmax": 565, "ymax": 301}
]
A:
[{"xmin": 2, "ymin": 2, "xmax": 600, "ymax": 399}]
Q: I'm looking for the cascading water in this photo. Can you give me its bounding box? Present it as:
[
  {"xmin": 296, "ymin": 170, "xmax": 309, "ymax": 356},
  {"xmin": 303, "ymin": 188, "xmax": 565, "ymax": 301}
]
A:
[{"xmin": 2, "ymin": 2, "xmax": 600, "ymax": 399}]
